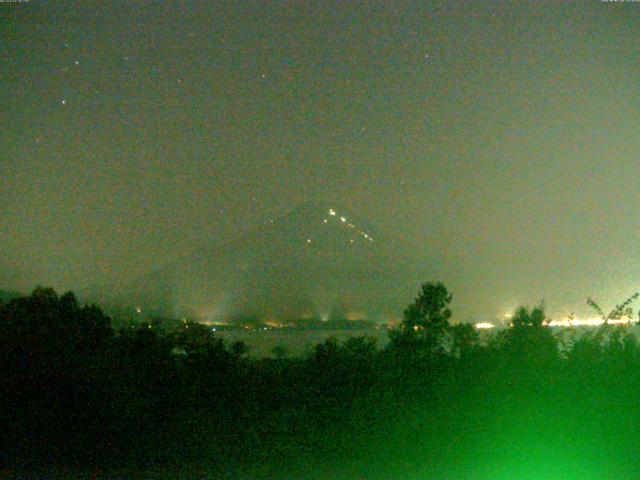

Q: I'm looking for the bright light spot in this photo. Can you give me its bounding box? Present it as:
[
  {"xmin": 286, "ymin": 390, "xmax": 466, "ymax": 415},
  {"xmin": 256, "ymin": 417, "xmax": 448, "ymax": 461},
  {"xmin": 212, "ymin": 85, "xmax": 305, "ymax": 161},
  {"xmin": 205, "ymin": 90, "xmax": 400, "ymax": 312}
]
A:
[
  {"xmin": 135, "ymin": 307, "xmax": 142, "ymax": 314},
  {"xmin": 328, "ymin": 209, "xmax": 336, "ymax": 216},
  {"xmin": 500, "ymin": 313, "xmax": 513, "ymax": 325},
  {"xmin": 306, "ymin": 238, "xmax": 311, "ymax": 243},
  {"xmin": 547, "ymin": 317, "xmax": 637, "ymax": 327},
  {"xmin": 61, "ymin": 99, "xmax": 66, "ymax": 105},
  {"xmin": 350, "ymin": 239, "xmax": 354, "ymax": 243},
  {"xmin": 211, "ymin": 327, "xmax": 216, "ymax": 332},
  {"xmin": 475, "ymin": 322, "xmax": 495, "ymax": 329},
  {"xmin": 340, "ymin": 216, "xmax": 347, "ymax": 222},
  {"xmin": 323, "ymin": 219, "xmax": 328, "ymax": 223}
]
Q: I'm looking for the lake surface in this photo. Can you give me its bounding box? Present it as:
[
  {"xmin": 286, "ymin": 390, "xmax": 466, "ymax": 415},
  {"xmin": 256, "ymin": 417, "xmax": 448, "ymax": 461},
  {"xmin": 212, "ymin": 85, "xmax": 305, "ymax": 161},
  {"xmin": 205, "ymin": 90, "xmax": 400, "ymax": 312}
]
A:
[
  {"xmin": 216, "ymin": 328, "xmax": 390, "ymax": 357},
  {"xmin": 215, "ymin": 324, "xmax": 640, "ymax": 358}
]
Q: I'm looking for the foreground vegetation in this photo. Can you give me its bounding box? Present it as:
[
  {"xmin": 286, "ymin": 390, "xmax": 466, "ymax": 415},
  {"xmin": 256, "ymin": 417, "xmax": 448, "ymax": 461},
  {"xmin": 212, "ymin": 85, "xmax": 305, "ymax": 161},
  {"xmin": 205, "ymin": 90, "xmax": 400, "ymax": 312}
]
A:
[{"xmin": 2, "ymin": 284, "xmax": 640, "ymax": 479}]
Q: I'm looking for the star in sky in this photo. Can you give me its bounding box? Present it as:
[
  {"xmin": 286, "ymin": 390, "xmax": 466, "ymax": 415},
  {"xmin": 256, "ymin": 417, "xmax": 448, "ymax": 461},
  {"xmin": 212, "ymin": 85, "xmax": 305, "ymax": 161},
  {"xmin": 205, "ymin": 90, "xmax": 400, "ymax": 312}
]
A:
[{"xmin": 2, "ymin": 1, "xmax": 639, "ymax": 321}]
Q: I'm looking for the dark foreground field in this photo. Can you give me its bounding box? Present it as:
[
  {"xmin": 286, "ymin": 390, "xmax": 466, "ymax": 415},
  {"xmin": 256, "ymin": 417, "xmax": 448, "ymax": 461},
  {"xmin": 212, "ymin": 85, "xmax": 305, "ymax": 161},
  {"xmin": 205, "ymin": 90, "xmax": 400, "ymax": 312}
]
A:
[{"xmin": 3, "ymin": 286, "xmax": 640, "ymax": 479}]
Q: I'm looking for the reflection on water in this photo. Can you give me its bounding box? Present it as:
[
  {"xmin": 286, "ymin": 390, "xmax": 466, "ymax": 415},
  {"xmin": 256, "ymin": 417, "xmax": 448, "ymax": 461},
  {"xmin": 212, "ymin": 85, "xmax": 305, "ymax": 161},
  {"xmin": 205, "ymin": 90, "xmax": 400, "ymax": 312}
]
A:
[
  {"xmin": 216, "ymin": 329, "xmax": 390, "ymax": 357},
  {"xmin": 216, "ymin": 324, "xmax": 640, "ymax": 357}
]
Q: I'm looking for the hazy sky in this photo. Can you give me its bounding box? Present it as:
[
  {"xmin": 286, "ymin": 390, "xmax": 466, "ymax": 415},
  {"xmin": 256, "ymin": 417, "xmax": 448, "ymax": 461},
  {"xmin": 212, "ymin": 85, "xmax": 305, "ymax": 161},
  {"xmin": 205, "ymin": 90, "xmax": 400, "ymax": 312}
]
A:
[{"xmin": 2, "ymin": 1, "xmax": 640, "ymax": 320}]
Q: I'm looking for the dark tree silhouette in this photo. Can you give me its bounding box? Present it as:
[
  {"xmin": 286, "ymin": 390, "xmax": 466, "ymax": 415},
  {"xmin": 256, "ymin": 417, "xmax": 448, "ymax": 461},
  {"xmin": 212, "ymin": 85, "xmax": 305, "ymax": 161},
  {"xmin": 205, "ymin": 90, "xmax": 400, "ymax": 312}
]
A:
[
  {"xmin": 390, "ymin": 281, "xmax": 452, "ymax": 355},
  {"xmin": 449, "ymin": 322, "xmax": 479, "ymax": 360},
  {"xmin": 587, "ymin": 292, "xmax": 638, "ymax": 325},
  {"xmin": 493, "ymin": 304, "xmax": 558, "ymax": 370},
  {"xmin": 5, "ymin": 285, "xmax": 640, "ymax": 479}
]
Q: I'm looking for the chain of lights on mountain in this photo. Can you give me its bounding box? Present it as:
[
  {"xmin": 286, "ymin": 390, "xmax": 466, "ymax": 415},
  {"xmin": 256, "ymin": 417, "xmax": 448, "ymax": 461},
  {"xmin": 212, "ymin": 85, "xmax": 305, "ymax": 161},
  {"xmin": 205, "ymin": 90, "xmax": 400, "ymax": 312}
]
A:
[{"xmin": 305, "ymin": 208, "xmax": 374, "ymax": 245}]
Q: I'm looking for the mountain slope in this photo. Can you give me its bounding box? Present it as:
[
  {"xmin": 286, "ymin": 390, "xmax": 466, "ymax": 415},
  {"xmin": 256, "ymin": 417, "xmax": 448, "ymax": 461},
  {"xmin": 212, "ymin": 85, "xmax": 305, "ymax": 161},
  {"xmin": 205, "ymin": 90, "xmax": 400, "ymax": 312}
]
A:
[{"xmin": 85, "ymin": 203, "xmax": 431, "ymax": 323}]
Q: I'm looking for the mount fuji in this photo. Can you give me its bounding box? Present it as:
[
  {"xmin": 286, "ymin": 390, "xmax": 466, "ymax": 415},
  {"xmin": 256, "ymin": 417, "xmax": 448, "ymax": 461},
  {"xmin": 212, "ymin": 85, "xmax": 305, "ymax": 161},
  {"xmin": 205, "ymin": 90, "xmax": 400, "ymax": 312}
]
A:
[{"xmin": 85, "ymin": 203, "xmax": 432, "ymax": 324}]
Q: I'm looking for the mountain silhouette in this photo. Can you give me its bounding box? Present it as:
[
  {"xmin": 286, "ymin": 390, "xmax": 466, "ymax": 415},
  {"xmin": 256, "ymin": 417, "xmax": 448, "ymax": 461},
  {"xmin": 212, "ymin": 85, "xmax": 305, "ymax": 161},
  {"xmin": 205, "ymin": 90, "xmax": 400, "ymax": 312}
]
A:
[{"xmin": 85, "ymin": 202, "xmax": 431, "ymax": 323}]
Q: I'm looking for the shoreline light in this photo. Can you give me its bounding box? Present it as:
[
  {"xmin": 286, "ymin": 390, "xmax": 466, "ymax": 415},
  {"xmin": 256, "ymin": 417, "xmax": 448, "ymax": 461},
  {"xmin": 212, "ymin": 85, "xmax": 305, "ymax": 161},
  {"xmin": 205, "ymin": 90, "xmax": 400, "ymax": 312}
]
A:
[
  {"xmin": 475, "ymin": 317, "xmax": 638, "ymax": 329},
  {"xmin": 475, "ymin": 322, "xmax": 495, "ymax": 329},
  {"xmin": 547, "ymin": 317, "xmax": 637, "ymax": 327}
]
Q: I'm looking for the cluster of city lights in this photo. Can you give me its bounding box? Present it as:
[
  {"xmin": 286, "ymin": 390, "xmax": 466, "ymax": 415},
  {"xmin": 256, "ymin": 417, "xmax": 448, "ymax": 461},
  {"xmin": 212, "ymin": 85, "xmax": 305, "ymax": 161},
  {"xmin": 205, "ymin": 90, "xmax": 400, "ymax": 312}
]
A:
[
  {"xmin": 547, "ymin": 317, "xmax": 638, "ymax": 327},
  {"xmin": 475, "ymin": 316, "xmax": 639, "ymax": 329}
]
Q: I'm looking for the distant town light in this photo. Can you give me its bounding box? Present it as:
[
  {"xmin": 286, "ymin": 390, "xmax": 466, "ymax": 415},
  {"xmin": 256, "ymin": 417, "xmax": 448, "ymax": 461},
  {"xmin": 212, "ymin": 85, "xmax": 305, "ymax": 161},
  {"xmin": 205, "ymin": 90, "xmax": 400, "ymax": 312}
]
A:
[
  {"xmin": 475, "ymin": 322, "xmax": 495, "ymax": 329},
  {"xmin": 328, "ymin": 209, "xmax": 336, "ymax": 216},
  {"xmin": 340, "ymin": 216, "xmax": 347, "ymax": 222},
  {"xmin": 547, "ymin": 317, "xmax": 637, "ymax": 327}
]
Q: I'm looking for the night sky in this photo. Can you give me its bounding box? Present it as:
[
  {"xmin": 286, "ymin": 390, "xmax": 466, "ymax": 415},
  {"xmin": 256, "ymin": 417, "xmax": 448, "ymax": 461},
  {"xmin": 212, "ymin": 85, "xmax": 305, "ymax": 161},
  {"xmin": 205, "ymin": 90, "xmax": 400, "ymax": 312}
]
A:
[{"xmin": 2, "ymin": 1, "xmax": 640, "ymax": 321}]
